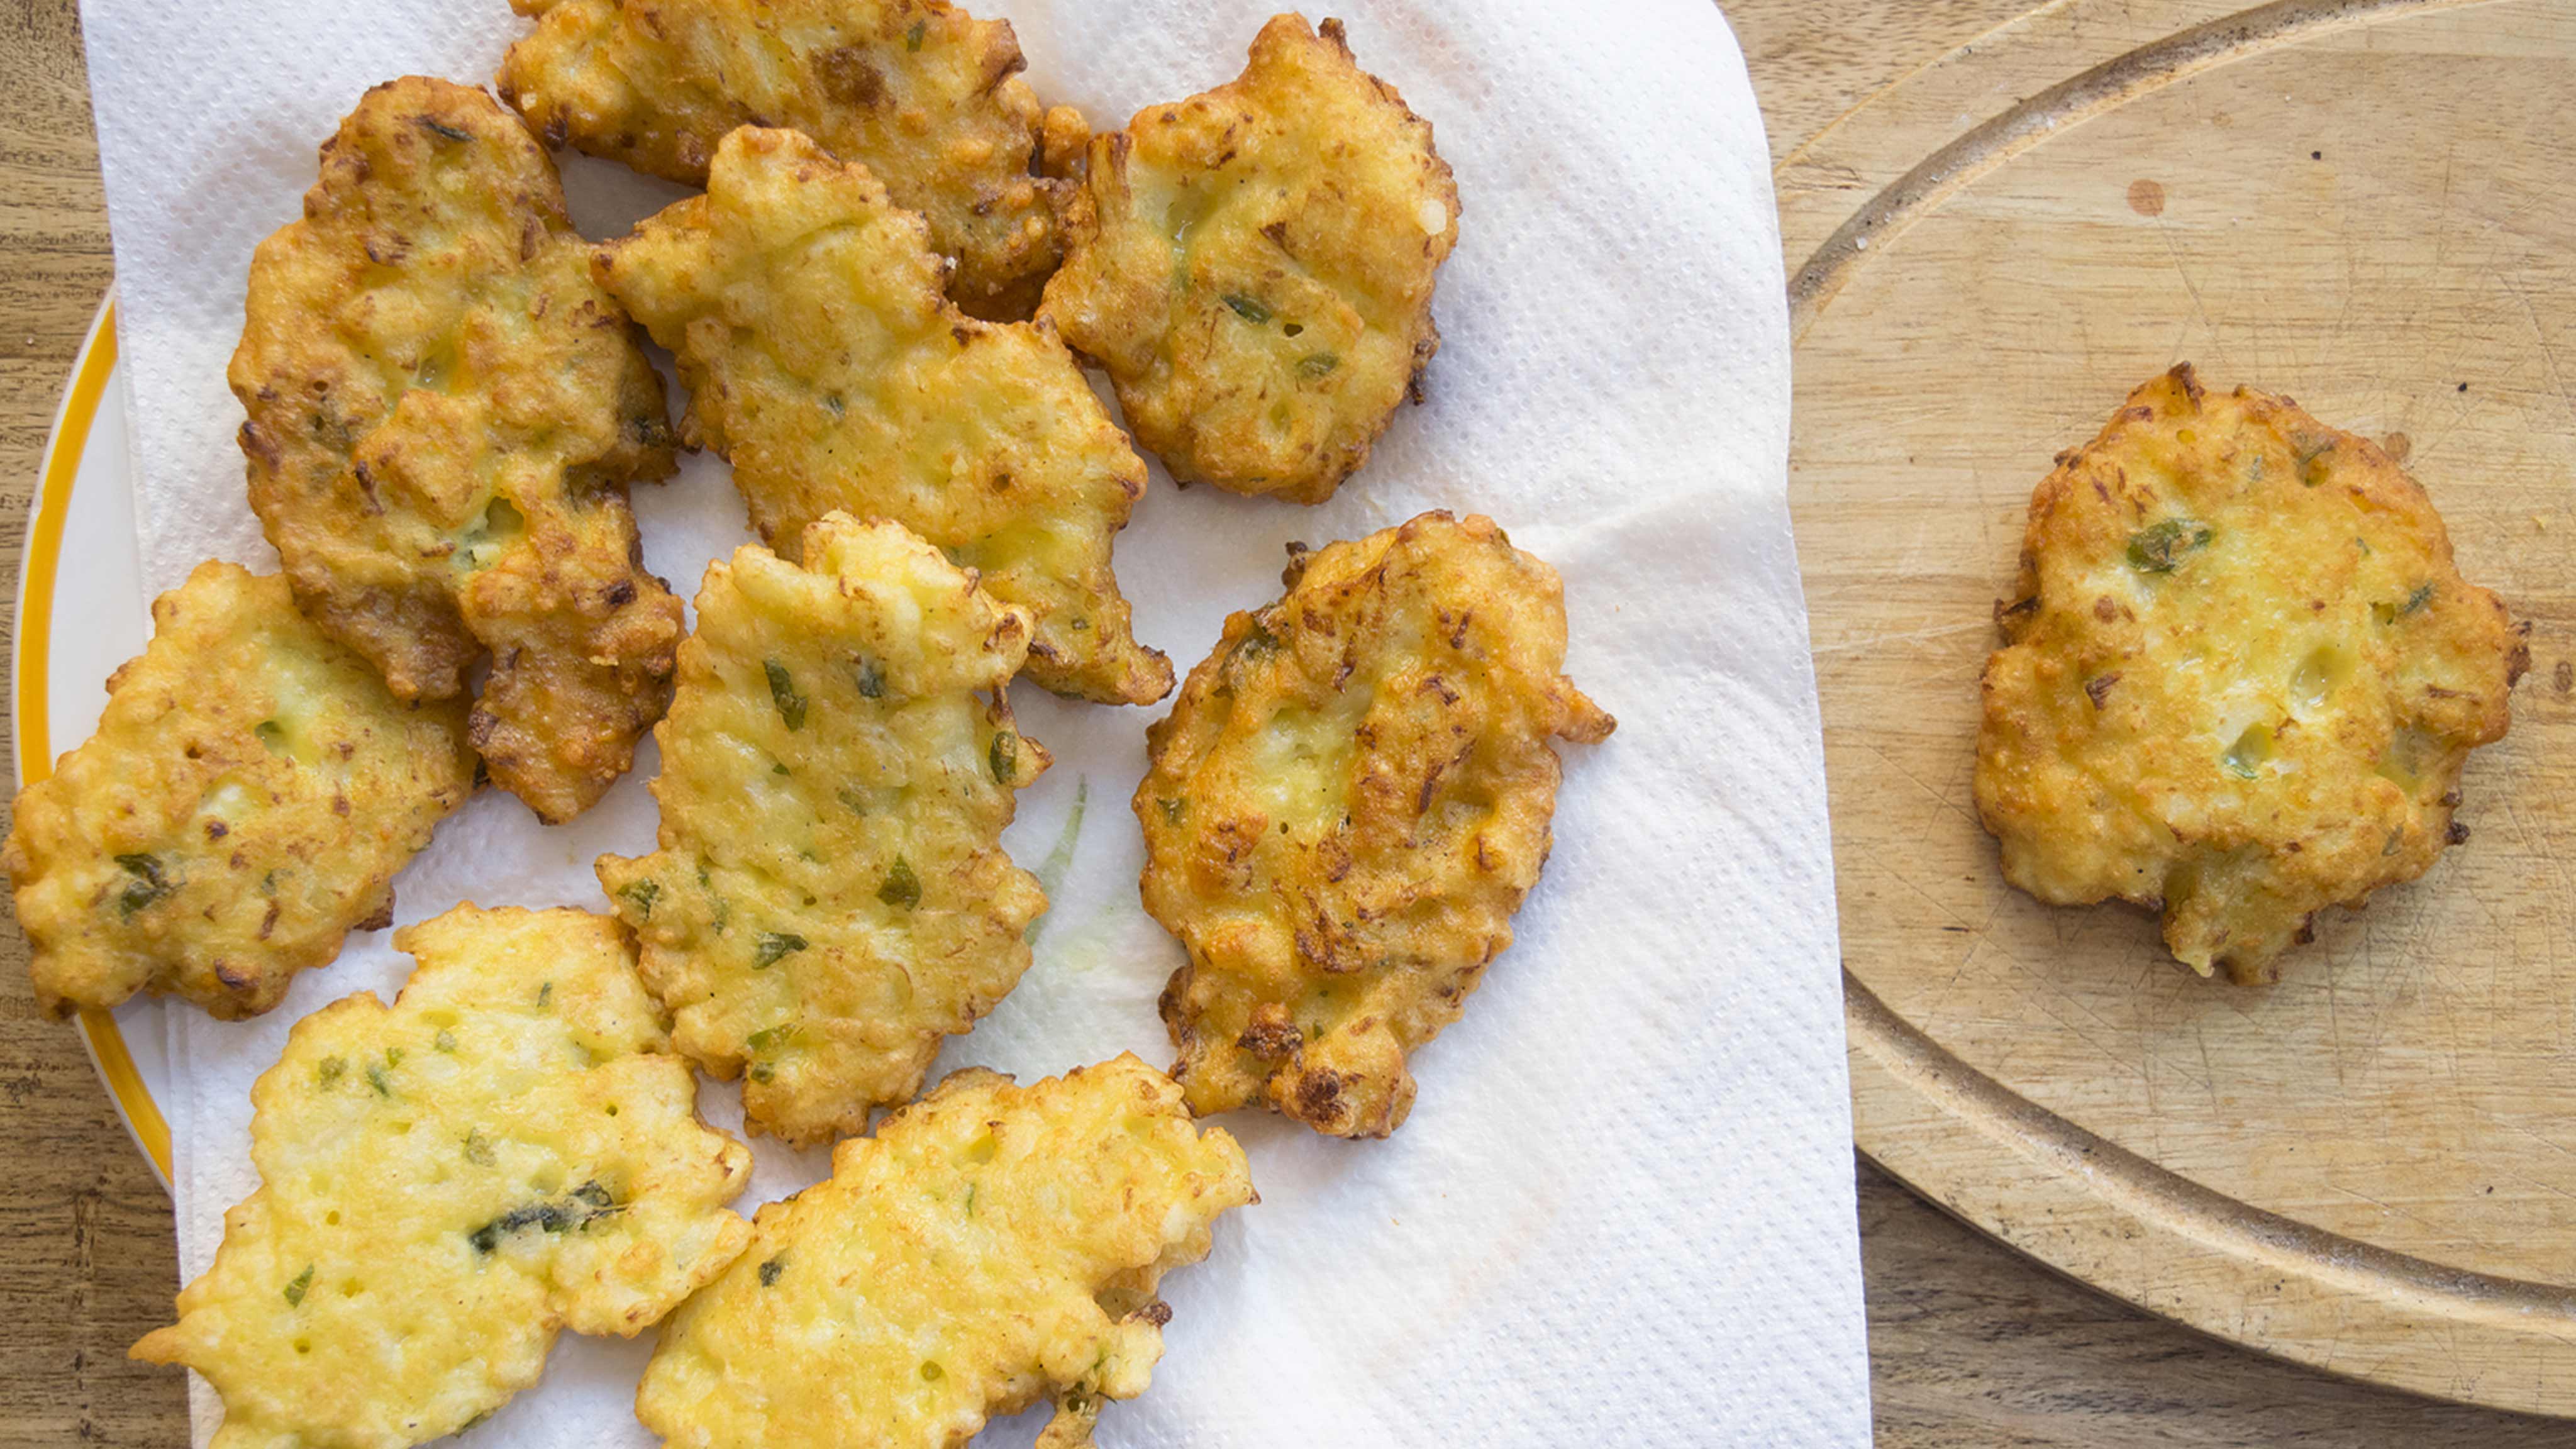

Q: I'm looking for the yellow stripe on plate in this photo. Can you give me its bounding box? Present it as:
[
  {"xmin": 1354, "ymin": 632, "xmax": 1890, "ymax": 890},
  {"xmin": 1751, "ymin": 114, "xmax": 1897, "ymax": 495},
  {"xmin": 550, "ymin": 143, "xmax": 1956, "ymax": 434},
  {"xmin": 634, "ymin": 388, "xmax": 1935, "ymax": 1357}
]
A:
[{"xmin": 18, "ymin": 299, "xmax": 174, "ymax": 1183}]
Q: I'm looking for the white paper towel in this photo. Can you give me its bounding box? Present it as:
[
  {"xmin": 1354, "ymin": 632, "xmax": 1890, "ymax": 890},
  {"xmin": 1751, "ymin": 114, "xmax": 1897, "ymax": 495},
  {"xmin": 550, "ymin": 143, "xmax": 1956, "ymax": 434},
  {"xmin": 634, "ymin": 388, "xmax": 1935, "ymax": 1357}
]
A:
[{"xmin": 78, "ymin": 0, "xmax": 1871, "ymax": 1443}]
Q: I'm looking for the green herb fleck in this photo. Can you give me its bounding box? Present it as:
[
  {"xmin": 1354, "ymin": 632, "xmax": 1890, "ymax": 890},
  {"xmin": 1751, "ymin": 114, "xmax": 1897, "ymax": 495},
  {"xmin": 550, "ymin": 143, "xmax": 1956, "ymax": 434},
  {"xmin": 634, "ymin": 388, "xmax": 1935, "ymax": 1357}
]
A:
[
  {"xmin": 2126, "ymin": 518, "xmax": 2214, "ymax": 574},
  {"xmin": 2400, "ymin": 582, "xmax": 2436, "ymax": 616},
  {"xmin": 753, "ymin": 933, "xmax": 808, "ymax": 969},
  {"xmin": 366, "ymin": 1061, "xmax": 393, "ymax": 1097},
  {"xmin": 989, "ymin": 731, "xmax": 1020, "ymax": 786},
  {"xmin": 748, "ymin": 1023, "xmax": 797, "ymax": 1053},
  {"xmin": 759, "ymin": 1255, "xmax": 787, "ymax": 1285},
  {"xmin": 2295, "ymin": 437, "xmax": 2335, "ymax": 486},
  {"xmin": 618, "ymin": 880, "xmax": 660, "ymax": 919},
  {"xmin": 1222, "ymin": 293, "xmax": 1273, "ymax": 324},
  {"xmin": 1296, "ymin": 352, "xmax": 1340, "ymax": 379},
  {"xmin": 748, "ymin": 1062, "xmax": 775, "ymax": 1083},
  {"xmin": 854, "ymin": 657, "xmax": 886, "ymax": 698},
  {"xmin": 772, "ymin": 762, "xmax": 791, "ymax": 777},
  {"xmin": 254, "ymin": 719, "xmax": 292, "ymax": 757},
  {"xmin": 1235, "ymin": 616, "xmax": 1282, "ymax": 660},
  {"xmin": 1158, "ymin": 797, "xmax": 1186, "ymax": 826},
  {"xmin": 963, "ymin": 1183, "xmax": 978, "ymax": 1216},
  {"xmin": 433, "ymin": 1029, "xmax": 458, "ymax": 1053},
  {"xmin": 904, "ymin": 18, "xmax": 925, "ymax": 50},
  {"xmin": 536, "ymin": 981, "xmax": 553, "ymax": 1009},
  {"xmin": 838, "ymin": 788, "xmax": 869, "ymax": 814},
  {"xmin": 316, "ymin": 1057, "xmax": 347, "ymax": 1089},
  {"xmin": 462, "ymin": 1129, "xmax": 496, "ymax": 1167},
  {"xmin": 112, "ymin": 853, "xmax": 175, "ymax": 919},
  {"xmin": 879, "ymin": 857, "xmax": 921, "ymax": 911},
  {"xmin": 764, "ymin": 659, "xmax": 807, "ymax": 730},
  {"xmin": 283, "ymin": 1265, "xmax": 314, "ymax": 1307},
  {"xmin": 468, "ymin": 1181, "xmax": 618, "ymax": 1253},
  {"xmin": 419, "ymin": 118, "xmax": 473, "ymax": 143}
]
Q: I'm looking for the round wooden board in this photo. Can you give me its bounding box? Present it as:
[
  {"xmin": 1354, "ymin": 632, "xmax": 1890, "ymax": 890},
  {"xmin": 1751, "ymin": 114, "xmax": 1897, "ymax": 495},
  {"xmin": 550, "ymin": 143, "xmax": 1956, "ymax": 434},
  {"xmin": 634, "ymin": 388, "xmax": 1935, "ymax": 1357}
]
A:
[{"xmin": 1784, "ymin": 0, "xmax": 2576, "ymax": 1415}]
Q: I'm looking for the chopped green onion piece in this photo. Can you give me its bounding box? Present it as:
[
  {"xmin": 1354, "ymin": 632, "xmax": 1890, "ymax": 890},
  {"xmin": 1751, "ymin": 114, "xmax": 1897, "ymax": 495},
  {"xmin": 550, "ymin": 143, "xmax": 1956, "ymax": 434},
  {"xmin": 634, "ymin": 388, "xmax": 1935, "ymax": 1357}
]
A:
[
  {"xmin": 879, "ymin": 857, "xmax": 921, "ymax": 911},
  {"xmin": 765, "ymin": 660, "xmax": 808, "ymax": 730},
  {"xmin": 2126, "ymin": 518, "xmax": 2213, "ymax": 573}
]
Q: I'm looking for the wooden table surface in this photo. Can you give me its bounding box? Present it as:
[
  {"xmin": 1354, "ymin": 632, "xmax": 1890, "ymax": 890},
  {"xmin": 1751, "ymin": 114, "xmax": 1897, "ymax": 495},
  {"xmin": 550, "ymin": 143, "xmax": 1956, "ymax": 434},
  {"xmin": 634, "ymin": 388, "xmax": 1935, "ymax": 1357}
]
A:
[{"xmin": 3, "ymin": 3, "xmax": 2572, "ymax": 1445}]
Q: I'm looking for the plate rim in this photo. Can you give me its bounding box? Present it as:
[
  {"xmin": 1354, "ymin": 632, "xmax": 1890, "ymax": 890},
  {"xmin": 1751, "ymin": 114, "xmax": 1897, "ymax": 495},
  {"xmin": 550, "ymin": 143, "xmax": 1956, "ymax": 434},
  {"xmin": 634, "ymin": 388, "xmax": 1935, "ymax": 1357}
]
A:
[{"xmin": 18, "ymin": 287, "xmax": 173, "ymax": 1187}]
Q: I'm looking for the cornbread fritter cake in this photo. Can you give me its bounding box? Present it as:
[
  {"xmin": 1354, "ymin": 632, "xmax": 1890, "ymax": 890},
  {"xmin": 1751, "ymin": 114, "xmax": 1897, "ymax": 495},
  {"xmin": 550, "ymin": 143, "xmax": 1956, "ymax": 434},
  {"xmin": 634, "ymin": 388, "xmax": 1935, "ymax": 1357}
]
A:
[
  {"xmin": 597, "ymin": 514, "xmax": 1050, "ymax": 1148},
  {"xmin": 599, "ymin": 126, "xmax": 1172, "ymax": 705},
  {"xmin": 499, "ymin": 0, "xmax": 1084, "ymax": 320},
  {"xmin": 635, "ymin": 1054, "xmax": 1252, "ymax": 1449},
  {"xmin": 1040, "ymin": 13, "xmax": 1458, "ymax": 504},
  {"xmin": 235, "ymin": 77, "xmax": 685, "ymax": 823},
  {"xmin": 133, "ymin": 905, "xmax": 753, "ymax": 1448},
  {"xmin": 1977, "ymin": 365, "xmax": 2528, "ymax": 984},
  {"xmin": 4, "ymin": 564, "xmax": 472, "ymax": 1021},
  {"xmin": 1137, "ymin": 512, "xmax": 1613, "ymax": 1137}
]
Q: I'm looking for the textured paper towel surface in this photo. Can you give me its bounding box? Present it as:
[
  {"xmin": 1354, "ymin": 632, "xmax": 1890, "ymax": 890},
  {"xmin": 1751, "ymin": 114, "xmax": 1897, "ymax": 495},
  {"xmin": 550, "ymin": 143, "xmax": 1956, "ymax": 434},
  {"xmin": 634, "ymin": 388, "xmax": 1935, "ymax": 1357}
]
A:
[{"xmin": 79, "ymin": 0, "xmax": 1870, "ymax": 1443}]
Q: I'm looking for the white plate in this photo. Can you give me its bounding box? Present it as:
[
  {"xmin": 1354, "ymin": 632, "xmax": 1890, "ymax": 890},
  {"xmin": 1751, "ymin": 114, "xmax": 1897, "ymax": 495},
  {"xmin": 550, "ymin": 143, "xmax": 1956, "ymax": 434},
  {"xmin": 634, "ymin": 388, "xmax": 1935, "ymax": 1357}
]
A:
[{"xmin": 18, "ymin": 290, "xmax": 169, "ymax": 1184}]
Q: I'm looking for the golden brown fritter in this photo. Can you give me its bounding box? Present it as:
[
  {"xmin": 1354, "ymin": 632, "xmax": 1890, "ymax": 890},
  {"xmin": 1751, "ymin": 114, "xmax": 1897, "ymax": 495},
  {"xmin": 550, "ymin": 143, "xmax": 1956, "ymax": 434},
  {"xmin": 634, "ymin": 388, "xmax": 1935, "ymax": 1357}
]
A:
[
  {"xmin": 599, "ymin": 125, "xmax": 1172, "ymax": 705},
  {"xmin": 499, "ymin": 0, "xmax": 1082, "ymax": 321},
  {"xmin": 4, "ymin": 564, "xmax": 473, "ymax": 1021},
  {"xmin": 133, "ymin": 905, "xmax": 753, "ymax": 1449},
  {"xmin": 234, "ymin": 76, "xmax": 685, "ymax": 823},
  {"xmin": 635, "ymin": 1055, "xmax": 1252, "ymax": 1449},
  {"xmin": 1137, "ymin": 512, "xmax": 1613, "ymax": 1137},
  {"xmin": 1040, "ymin": 14, "xmax": 1457, "ymax": 504},
  {"xmin": 1977, "ymin": 365, "xmax": 2528, "ymax": 983},
  {"xmin": 597, "ymin": 514, "xmax": 1050, "ymax": 1148}
]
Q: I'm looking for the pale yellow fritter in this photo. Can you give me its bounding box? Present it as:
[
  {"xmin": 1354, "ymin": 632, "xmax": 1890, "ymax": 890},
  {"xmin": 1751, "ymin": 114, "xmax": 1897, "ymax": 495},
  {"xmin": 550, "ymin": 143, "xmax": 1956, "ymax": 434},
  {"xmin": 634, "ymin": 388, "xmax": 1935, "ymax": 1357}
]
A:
[
  {"xmin": 597, "ymin": 514, "xmax": 1049, "ymax": 1148},
  {"xmin": 499, "ymin": 0, "xmax": 1082, "ymax": 321},
  {"xmin": 3, "ymin": 564, "xmax": 472, "ymax": 1021},
  {"xmin": 1977, "ymin": 365, "xmax": 2528, "ymax": 983},
  {"xmin": 133, "ymin": 906, "xmax": 753, "ymax": 1448},
  {"xmin": 635, "ymin": 1054, "xmax": 1253, "ymax": 1449},
  {"xmin": 235, "ymin": 77, "xmax": 685, "ymax": 823},
  {"xmin": 1040, "ymin": 13, "xmax": 1458, "ymax": 504},
  {"xmin": 1137, "ymin": 512, "xmax": 1613, "ymax": 1137},
  {"xmin": 599, "ymin": 126, "xmax": 1172, "ymax": 705}
]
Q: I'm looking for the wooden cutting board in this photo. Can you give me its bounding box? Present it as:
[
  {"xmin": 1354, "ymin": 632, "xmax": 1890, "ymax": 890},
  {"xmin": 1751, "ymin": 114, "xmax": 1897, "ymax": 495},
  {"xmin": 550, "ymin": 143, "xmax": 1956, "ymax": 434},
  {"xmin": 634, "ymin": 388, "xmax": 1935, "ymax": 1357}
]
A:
[{"xmin": 1780, "ymin": 0, "xmax": 2576, "ymax": 1414}]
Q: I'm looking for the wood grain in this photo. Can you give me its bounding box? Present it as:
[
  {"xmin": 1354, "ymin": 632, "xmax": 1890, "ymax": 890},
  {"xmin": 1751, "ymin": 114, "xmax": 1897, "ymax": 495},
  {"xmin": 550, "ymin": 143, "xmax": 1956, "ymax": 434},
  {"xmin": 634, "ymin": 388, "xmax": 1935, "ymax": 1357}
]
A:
[
  {"xmin": 0, "ymin": 1, "xmax": 189, "ymax": 1445},
  {"xmin": 1772, "ymin": 0, "xmax": 2576, "ymax": 1424},
  {"xmin": 0, "ymin": 1, "xmax": 2567, "ymax": 1444}
]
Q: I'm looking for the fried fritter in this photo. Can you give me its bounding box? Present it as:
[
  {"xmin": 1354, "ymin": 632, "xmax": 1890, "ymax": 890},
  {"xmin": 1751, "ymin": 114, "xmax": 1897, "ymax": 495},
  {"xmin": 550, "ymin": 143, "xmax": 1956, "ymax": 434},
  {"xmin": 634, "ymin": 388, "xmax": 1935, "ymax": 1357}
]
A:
[
  {"xmin": 1977, "ymin": 365, "xmax": 2528, "ymax": 983},
  {"xmin": 133, "ymin": 905, "xmax": 753, "ymax": 1448},
  {"xmin": 597, "ymin": 514, "xmax": 1049, "ymax": 1147},
  {"xmin": 1040, "ymin": 13, "xmax": 1457, "ymax": 504},
  {"xmin": 1137, "ymin": 512, "xmax": 1613, "ymax": 1137},
  {"xmin": 499, "ymin": 0, "xmax": 1082, "ymax": 321},
  {"xmin": 3, "ymin": 564, "xmax": 472, "ymax": 1021},
  {"xmin": 599, "ymin": 126, "xmax": 1172, "ymax": 705},
  {"xmin": 235, "ymin": 77, "xmax": 685, "ymax": 823},
  {"xmin": 635, "ymin": 1054, "xmax": 1252, "ymax": 1449}
]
